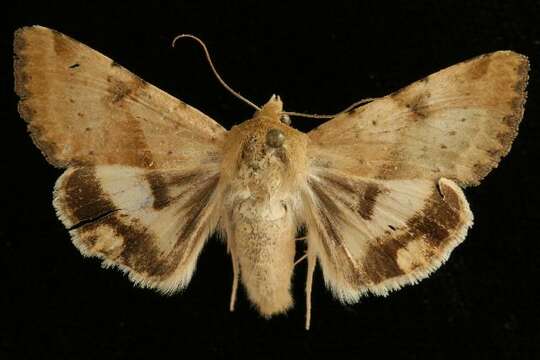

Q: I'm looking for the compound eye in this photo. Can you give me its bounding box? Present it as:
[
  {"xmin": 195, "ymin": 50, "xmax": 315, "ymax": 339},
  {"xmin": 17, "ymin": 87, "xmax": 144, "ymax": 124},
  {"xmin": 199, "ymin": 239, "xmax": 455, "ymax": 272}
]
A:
[
  {"xmin": 279, "ymin": 114, "xmax": 291, "ymax": 125},
  {"xmin": 266, "ymin": 128, "xmax": 285, "ymax": 148}
]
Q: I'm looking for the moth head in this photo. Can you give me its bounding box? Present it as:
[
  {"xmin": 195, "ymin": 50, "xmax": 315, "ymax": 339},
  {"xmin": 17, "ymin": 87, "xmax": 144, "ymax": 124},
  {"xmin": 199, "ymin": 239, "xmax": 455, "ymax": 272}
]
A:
[
  {"xmin": 254, "ymin": 95, "xmax": 289, "ymax": 124},
  {"xmin": 250, "ymin": 96, "xmax": 294, "ymax": 153}
]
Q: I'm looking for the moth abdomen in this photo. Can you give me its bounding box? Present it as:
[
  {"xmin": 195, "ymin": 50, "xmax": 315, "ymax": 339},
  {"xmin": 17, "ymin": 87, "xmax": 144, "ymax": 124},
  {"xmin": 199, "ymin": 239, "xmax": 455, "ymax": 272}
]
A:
[{"xmin": 230, "ymin": 199, "xmax": 297, "ymax": 317}]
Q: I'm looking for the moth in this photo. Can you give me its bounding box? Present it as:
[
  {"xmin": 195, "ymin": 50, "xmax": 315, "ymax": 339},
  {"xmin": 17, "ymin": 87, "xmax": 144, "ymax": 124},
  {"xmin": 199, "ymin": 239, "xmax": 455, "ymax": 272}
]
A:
[{"xmin": 14, "ymin": 26, "xmax": 529, "ymax": 330}]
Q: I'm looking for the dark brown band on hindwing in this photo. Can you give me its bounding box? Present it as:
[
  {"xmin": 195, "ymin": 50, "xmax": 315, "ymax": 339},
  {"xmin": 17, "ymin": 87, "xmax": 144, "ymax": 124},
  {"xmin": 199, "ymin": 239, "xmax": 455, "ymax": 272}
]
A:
[
  {"xmin": 55, "ymin": 167, "xmax": 172, "ymax": 277},
  {"xmin": 308, "ymin": 175, "xmax": 469, "ymax": 293},
  {"xmin": 362, "ymin": 181, "xmax": 464, "ymax": 284},
  {"xmin": 76, "ymin": 214, "xmax": 178, "ymax": 277},
  {"xmin": 57, "ymin": 166, "xmax": 219, "ymax": 282},
  {"xmin": 61, "ymin": 167, "xmax": 116, "ymax": 225}
]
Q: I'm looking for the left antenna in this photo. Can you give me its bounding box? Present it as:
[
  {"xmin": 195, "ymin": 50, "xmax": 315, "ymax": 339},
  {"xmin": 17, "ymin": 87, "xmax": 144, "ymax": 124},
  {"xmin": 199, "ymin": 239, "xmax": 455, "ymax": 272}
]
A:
[{"xmin": 172, "ymin": 34, "xmax": 261, "ymax": 111}]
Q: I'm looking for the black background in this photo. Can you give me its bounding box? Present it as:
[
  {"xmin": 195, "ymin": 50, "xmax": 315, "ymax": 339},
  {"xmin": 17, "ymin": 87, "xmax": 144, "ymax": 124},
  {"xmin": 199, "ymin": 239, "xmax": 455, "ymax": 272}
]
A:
[{"xmin": 1, "ymin": 1, "xmax": 539, "ymax": 358}]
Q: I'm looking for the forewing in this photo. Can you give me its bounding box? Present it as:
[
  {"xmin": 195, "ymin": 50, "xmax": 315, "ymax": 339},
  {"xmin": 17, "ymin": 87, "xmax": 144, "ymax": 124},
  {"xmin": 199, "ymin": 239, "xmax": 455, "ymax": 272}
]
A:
[
  {"xmin": 53, "ymin": 165, "xmax": 221, "ymax": 292},
  {"xmin": 302, "ymin": 170, "xmax": 472, "ymax": 302},
  {"xmin": 308, "ymin": 51, "xmax": 529, "ymax": 186},
  {"xmin": 14, "ymin": 25, "xmax": 225, "ymax": 168}
]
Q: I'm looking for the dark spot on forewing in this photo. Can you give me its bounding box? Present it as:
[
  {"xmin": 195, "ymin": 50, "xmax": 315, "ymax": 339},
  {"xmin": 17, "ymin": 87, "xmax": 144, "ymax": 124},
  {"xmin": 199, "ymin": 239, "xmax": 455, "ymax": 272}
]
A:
[
  {"xmin": 109, "ymin": 78, "xmax": 132, "ymax": 103},
  {"xmin": 63, "ymin": 167, "xmax": 116, "ymax": 224},
  {"xmin": 406, "ymin": 93, "xmax": 431, "ymax": 118},
  {"xmin": 106, "ymin": 76, "xmax": 148, "ymax": 104},
  {"xmin": 391, "ymin": 90, "xmax": 431, "ymax": 119}
]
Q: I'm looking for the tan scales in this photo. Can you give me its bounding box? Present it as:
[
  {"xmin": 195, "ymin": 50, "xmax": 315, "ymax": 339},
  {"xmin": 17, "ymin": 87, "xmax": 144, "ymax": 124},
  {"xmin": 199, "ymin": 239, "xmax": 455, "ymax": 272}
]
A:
[{"xmin": 14, "ymin": 26, "xmax": 528, "ymax": 329}]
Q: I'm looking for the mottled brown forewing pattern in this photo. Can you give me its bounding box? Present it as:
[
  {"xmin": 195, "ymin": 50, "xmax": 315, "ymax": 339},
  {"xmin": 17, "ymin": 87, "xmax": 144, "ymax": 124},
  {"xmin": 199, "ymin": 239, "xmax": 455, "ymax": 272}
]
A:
[
  {"xmin": 15, "ymin": 25, "xmax": 528, "ymax": 329},
  {"xmin": 14, "ymin": 26, "xmax": 225, "ymax": 169},
  {"xmin": 309, "ymin": 51, "xmax": 529, "ymax": 186}
]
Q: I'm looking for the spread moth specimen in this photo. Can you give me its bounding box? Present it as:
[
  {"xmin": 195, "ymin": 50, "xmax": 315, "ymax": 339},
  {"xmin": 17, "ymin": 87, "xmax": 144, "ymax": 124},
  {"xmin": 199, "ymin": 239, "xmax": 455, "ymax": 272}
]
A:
[{"xmin": 14, "ymin": 26, "xmax": 528, "ymax": 329}]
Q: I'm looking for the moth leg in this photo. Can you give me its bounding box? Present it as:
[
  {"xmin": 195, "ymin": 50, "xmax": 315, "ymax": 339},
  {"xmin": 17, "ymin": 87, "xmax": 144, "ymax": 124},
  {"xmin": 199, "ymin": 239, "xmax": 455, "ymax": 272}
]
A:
[
  {"xmin": 294, "ymin": 253, "xmax": 307, "ymax": 266},
  {"xmin": 229, "ymin": 247, "xmax": 240, "ymax": 312},
  {"xmin": 295, "ymin": 236, "xmax": 308, "ymax": 266},
  {"xmin": 305, "ymin": 249, "xmax": 316, "ymax": 330}
]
